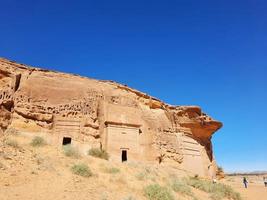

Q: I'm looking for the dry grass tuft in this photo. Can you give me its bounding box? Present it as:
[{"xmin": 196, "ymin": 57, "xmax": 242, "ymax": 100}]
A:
[
  {"xmin": 144, "ymin": 184, "xmax": 174, "ymax": 200},
  {"xmin": 171, "ymin": 178, "xmax": 193, "ymax": 197},
  {"xmin": 5, "ymin": 138, "xmax": 19, "ymax": 148},
  {"xmin": 136, "ymin": 167, "xmax": 156, "ymax": 181},
  {"xmin": 63, "ymin": 145, "xmax": 80, "ymax": 158},
  {"xmin": 31, "ymin": 136, "xmax": 46, "ymax": 147},
  {"xmin": 88, "ymin": 148, "xmax": 109, "ymax": 160},
  {"xmin": 186, "ymin": 177, "xmax": 242, "ymax": 200},
  {"xmin": 104, "ymin": 167, "xmax": 120, "ymax": 174},
  {"xmin": 71, "ymin": 163, "xmax": 92, "ymax": 177}
]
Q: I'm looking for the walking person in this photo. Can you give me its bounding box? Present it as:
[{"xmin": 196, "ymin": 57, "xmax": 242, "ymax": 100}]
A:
[
  {"xmin": 264, "ymin": 177, "xmax": 267, "ymax": 187},
  {"xmin": 243, "ymin": 177, "xmax": 248, "ymax": 188}
]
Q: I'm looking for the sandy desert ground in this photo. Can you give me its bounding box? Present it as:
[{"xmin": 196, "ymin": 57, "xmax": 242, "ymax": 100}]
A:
[
  {"xmin": 1, "ymin": 132, "xmax": 266, "ymax": 200},
  {"xmin": 223, "ymin": 175, "xmax": 267, "ymax": 200}
]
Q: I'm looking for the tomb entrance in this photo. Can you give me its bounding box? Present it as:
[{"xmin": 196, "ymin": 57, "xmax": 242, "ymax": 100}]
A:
[
  {"xmin": 121, "ymin": 149, "xmax": 128, "ymax": 162},
  {"xmin": 53, "ymin": 116, "xmax": 81, "ymax": 146},
  {"xmin": 62, "ymin": 137, "xmax": 72, "ymax": 145},
  {"xmin": 105, "ymin": 122, "xmax": 141, "ymax": 162}
]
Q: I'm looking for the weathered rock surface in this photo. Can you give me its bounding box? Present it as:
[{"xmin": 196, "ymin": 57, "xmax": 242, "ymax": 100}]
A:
[{"xmin": 0, "ymin": 58, "xmax": 222, "ymax": 177}]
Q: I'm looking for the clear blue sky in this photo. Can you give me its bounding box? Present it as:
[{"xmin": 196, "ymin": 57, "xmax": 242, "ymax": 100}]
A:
[{"xmin": 1, "ymin": 0, "xmax": 266, "ymax": 172}]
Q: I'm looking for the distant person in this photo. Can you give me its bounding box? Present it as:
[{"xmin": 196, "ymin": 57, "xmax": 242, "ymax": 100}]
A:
[
  {"xmin": 213, "ymin": 178, "xmax": 217, "ymax": 184},
  {"xmin": 264, "ymin": 177, "xmax": 267, "ymax": 187},
  {"xmin": 243, "ymin": 177, "xmax": 248, "ymax": 188}
]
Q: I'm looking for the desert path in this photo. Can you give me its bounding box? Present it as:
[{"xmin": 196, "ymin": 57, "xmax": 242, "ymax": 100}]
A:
[{"xmin": 229, "ymin": 182, "xmax": 267, "ymax": 200}]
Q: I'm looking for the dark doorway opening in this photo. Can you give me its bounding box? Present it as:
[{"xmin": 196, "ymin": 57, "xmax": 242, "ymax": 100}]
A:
[
  {"xmin": 121, "ymin": 150, "xmax": 127, "ymax": 162},
  {"xmin": 62, "ymin": 137, "xmax": 72, "ymax": 145}
]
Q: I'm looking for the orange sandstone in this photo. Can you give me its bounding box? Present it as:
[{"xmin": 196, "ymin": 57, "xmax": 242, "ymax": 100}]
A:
[{"xmin": 0, "ymin": 58, "xmax": 222, "ymax": 177}]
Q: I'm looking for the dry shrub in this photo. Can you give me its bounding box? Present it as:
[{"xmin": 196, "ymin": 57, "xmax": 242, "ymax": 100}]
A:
[
  {"xmin": 144, "ymin": 184, "xmax": 174, "ymax": 200},
  {"xmin": 63, "ymin": 145, "xmax": 80, "ymax": 158},
  {"xmin": 136, "ymin": 167, "xmax": 156, "ymax": 181},
  {"xmin": 31, "ymin": 136, "xmax": 46, "ymax": 147},
  {"xmin": 5, "ymin": 138, "xmax": 19, "ymax": 148},
  {"xmin": 88, "ymin": 148, "xmax": 109, "ymax": 160},
  {"xmin": 186, "ymin": 177, "xmax": 242, "ymax": 200},
  {"xmin": 104, "ymin": 167, "xmax": 120, "ymax": 174},
  {"xmin": 71, "ymin": 163, "xmax": 92, "ymax": 177},
  {"xmin": 171, "ymin": 178, "xmax": 193, "ymax": 196}
]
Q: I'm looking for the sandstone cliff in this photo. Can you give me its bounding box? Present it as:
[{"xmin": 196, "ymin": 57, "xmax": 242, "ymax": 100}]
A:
[{"xmin": 0, "ymin": 58, "xmax": 222, "ymax": 177}]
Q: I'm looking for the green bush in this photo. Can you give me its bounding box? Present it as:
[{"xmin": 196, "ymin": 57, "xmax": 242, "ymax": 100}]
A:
[
  {"xmin": 5, "ymin": 138, "xmax": 19, "ymax": 148},
  {"xmin": 88, "ymin": 148, "xmax": 109, "ymax": 160},
  {"xmin": 71, "ymin": 164, "xmax": 92, "ymax": 177},
  {"xmin": 63, "ymin": 145, "xmax": 80, "ymax": 158},
  {"xmin": 171, "ymin": 179, "xmax": 193, "ymax": 196},
  {"xmin": 31, "ymin": 136, "xmax": 46, "ymax": 147},
  {"xmin": 144, "ymin": 184, "xmax": 174, "ymax": 200},
  {"xmin": 186, "ymin": 177, "xmax": 242, "ymax": 200}
]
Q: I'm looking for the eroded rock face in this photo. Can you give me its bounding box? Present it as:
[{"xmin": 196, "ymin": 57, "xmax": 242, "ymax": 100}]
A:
[{"xmin": 0, "ymin": 58, "xmax": 222, "ymax": 177}]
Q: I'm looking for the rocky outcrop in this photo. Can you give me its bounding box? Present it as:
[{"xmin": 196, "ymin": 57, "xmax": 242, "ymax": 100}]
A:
[{"xmin": 0, "ymin": 58, "xmax": 222, "ymax": 177}]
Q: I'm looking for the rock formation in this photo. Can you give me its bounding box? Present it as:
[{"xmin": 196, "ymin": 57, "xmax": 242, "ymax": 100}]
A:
[{"xmin": 0, "ymin": 58, "xmax": 222, "ymax": 177}]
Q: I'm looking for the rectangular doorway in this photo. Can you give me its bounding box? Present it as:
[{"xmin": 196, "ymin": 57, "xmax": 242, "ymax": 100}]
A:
[
  {"xmin": 62, "ymin": 137, "xmax": 72, "ymax": 145},
  {"xmin": 121, "ymin": 150, "xmax": 127, "ymax": 162}
]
